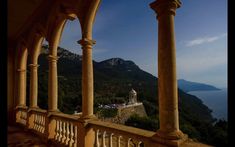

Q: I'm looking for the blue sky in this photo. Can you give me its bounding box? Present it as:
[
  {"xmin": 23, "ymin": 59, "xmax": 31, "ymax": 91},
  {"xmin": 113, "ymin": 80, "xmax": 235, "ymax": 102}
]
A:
[{"xmin": 57, "ymin": 0, "xmax": 227, "ymax": 88}]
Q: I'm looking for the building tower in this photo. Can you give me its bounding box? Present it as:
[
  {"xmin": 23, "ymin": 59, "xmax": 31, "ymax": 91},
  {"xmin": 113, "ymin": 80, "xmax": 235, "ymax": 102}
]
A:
[{"xmin": 128, "ymin": 88, "xmax": 137, "ymax": 105}]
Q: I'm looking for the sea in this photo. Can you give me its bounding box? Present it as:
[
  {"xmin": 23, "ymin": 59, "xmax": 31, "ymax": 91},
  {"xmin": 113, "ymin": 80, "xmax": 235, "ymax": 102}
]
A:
[{"xmin": 188, "ymin": 88, "xmax": 227, "ymax": 121}]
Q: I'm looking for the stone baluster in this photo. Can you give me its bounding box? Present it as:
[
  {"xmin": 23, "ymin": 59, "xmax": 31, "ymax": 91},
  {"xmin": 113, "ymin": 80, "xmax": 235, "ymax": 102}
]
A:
[
  {"xmin": 42, "ymin": 115, "xmax": 46, "ymax": 133},
  {"xmin": 117, "ymin": 136, "xmax": 122, "ymax": 147},
  {"xmin": 65, "ymin": 122, "xmax": 70, "ymax": 145},
  {"xmin": 69, "ymin": 123, "xmax": 74, "ymax": 146},
  {"xmin": 127, "ymin": 138, "xmax": 132, "ymax": 147},
  {"xmin": 74, "ymin": 125, "xmax": 78, "ymax": 147},
  {"xmin": 55, "ymin": 119, "xmax": 60, "ymax": 140},
  {"xmin": 137, "ymin": 141, "xmax": 142, "ymax": 147},
  {"xmin": 40, "ymin": 115, "xmax": 44, "ymax": 133},
  {"xmin": 62, "ymin": 121, "xmax": 66, "ymax": 143},
  {"xmin": 95, "ymin": 129, "xmax": 100, "ymax": 147},
  {"xmin": 39, "ymin": 115, "xmax": 42, "ymax": 132},
  {"xmin": 37, "ymin": 114, "xmax": 40, "ymax": 131},
  {"xmin": 34, "ymin": 114, "xmax": 38, "ymax": 130},
  {"xmin": 59, "ymin": 120, "xmax": 63, "ymax": 142},
  {"xmin": 102, "ymin": 131, "xmax": 106, "ymax": 147},
  {"xmin": 109, "ymin": 133, "xmax": 113, "ymax": 147}
]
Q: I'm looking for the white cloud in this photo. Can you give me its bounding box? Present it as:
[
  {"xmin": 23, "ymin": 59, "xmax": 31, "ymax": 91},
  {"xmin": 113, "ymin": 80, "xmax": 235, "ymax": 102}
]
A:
[{"xmin": 185, "ymin": 33, "xmax": 227, "ymax": 47}]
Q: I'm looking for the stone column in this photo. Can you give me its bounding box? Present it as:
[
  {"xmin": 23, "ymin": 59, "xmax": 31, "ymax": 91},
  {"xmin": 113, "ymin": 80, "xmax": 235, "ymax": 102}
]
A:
[
  {"xmin": 78, "ymin": 38, "xmax": 96, "ymax": 118},
  {"xmin": 17, "ymin": 69, "xmax": 27, "ymax": 106},
  {"xmin": 29, "ymin": 64, "xmax": 39, "ymax": 108},
  {"xmin": 150, "ymin": 0, "xmax": 185, "ymax": 140},
  {"xmin": 48, "ymin": 55, "xmax": 59, "ymax": 111}
]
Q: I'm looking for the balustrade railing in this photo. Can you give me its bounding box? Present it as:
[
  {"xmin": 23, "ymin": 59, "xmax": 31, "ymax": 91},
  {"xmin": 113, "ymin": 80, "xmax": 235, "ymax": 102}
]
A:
[
  {"xmin": 28, "ymin": 108, "xmax": 47, "ymax": 135},
  {"xmin": 15, "ymin": 107, "xmax": 160, "ymax": 147},
  {"xmin": 50, "ymin": 113, "xmax": 79, "ymax": 147},
  {"xmin": 90, "ymin": 120, "xmax": 156, "ymax": 147}
]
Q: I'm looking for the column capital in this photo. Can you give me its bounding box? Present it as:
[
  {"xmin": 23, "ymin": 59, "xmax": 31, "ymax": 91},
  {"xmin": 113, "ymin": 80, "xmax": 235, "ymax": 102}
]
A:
[
  {"xmin": 47, "ymin": 55, "xmax": 59, "ymax": 62},
  {"xmin": 150, "ymin": 0, "xmax": 181, "ymax": 18},
  {"xmin": 77, "ymin": 38, "xmax": 96, "ymax": 49}
]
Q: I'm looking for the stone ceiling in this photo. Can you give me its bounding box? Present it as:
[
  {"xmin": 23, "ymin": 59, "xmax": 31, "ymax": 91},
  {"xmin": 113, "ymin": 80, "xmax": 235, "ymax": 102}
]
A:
[{"xmin": 8, "ymin": 0, "xmax": 45, "ymax": 42}]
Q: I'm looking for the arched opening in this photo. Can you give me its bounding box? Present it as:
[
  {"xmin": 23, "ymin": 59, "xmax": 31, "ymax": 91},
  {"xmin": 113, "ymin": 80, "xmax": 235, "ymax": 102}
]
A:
[
  {"xmin": 57, "ymin": 19, "xmax": 83, "ymax": 114},
  {"xmin": 25, "ymin": 34, "xmax": 45, "ymax": 109},
  {"xmin": 38, "ymin": 39, "xmax": 49, "ymax": 109},
  {"xmin": 90, "ymin": 0, "xmax": 159, "ymax": 125}
]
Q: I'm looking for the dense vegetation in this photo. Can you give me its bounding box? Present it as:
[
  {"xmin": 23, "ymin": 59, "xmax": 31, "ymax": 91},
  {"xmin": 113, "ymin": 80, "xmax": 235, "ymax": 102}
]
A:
[
  {"xmin": 26, "ymin": 45, "xmax": 227, "ymax": 146},
  {"xmin": 96, "ymin": 108, "xmax": 118, "ymax": 118}
]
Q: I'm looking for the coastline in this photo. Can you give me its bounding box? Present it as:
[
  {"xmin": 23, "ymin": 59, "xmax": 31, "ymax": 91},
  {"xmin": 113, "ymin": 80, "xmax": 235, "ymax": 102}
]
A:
[{"xmin": 188, "ymin": 88, "xmax": 227, "ymax": 121}]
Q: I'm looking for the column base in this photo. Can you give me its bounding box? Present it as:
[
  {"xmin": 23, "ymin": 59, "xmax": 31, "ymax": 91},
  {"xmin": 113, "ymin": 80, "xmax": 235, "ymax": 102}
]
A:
[
  {"xmin": 151, "ymin": 130, "xmax": 188, "ymax": 147},
  {"xmin": 81, "ymin": 114, "xmax": 97, "ymax": 119},
  {"xmin": 47, "ymin": 109, "xmax": 61, "ymax": 117},
  {"xmin": 27, "ymin": 106, "xmax": 43, "ymax": 115},
  {"xmin": 77, "ymin": 114, "xmax": 98, "ymax": 124},
  {"xmin": 28, "ymin": 106, "xmax": 39, "ymax": 111}
]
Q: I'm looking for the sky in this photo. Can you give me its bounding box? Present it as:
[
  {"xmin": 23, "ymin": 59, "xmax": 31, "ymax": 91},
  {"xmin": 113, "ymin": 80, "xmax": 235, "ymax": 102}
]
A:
[{"xmin": 57, "ymin": 0, "xmax": 227, "ymax": 88}]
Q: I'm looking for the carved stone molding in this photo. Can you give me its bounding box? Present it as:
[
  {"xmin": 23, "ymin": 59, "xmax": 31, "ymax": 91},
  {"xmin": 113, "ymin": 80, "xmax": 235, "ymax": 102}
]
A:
[{"xmin": 150, "ymin": 0, "xmax": 181, "ymax": 18}]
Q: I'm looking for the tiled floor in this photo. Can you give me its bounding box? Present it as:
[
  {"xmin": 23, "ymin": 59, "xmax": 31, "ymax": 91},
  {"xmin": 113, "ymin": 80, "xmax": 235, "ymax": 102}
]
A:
[{"xmin": 8, "ymin": 125, "xmax": 48, "ymax": 147}]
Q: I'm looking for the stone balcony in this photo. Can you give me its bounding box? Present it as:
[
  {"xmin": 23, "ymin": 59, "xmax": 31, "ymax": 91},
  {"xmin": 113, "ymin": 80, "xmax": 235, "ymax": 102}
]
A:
[{"xmin": 9, "ymin": 106, "xmax": 213, "ymax": 147}]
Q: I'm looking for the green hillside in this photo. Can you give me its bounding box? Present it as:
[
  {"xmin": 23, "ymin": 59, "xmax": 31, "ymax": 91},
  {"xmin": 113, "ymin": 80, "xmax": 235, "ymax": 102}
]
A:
[{"xmin": 26, "ymin": 45, "xmax": 227, "ymax": 146}]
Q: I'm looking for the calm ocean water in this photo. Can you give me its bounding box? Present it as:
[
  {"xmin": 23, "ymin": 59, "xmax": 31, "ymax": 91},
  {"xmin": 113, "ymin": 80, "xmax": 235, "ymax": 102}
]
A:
[{"xmin": 188, "ymin": 88, "xmax": 227, "ymax": 121}]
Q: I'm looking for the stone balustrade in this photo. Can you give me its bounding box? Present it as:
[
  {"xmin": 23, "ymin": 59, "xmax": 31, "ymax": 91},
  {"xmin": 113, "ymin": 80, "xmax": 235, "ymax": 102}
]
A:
[
  {"xmin": 49, "ymin": 113, "xmax": 80, "ymax": 147},
  {"xmin": 28, "ymin": 108, "xmax": 47, "ymax": 135},
  {"xmin": 89, "ymin": 120, "xmax": 158, "ymax": 147},
  {"xmin": 15, "ymin": 107, "xmax": 166, "ymax": 147}
]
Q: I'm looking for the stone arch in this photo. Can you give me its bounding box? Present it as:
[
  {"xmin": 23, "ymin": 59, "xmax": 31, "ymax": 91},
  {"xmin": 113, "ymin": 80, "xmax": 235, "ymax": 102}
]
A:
[
  {"xmin": 16, "ymin": 39, "xmax": 28, "ymax": 70},
  {"xmin": 55, "ymin": 19, "xmax": 83, "ymax": 114},
  {"xmin": 45, "ymin": 2, "xmax": 78, "ymax": 55},
  {"xmin": 29, "ymin": 34, "xmax": 45, "ymax": 64},
  {"xmin": 27, "ymin": 24, "xmax": 47, "ymax": 64},
  {"xmin": 79, "ymin": 0, "xmax": 101, "ymax": 39},
  {"xmin": 46, "ymin": 10, "xmax": 78, "ymax": 111},
  {"xmin": 27, "ymin": 28, "xmax": 46, "ymax": 108},
  {"xmin": 47, "ymin": 17, "xmax": 68, "ymax": 56}
]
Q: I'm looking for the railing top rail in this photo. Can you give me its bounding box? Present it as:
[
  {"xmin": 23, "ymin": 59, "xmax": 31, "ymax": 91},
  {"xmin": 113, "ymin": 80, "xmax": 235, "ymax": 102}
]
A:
[
  {"xmin": 49, "ymin": 112, "xmax": 81, "ymax": 121},
  {"xmin": 89, "ymin": 120, "xmax": 156, "ymax": 139},
  {"xmin": 28, "ymin": 107, "xmax": 47, "ymax": 114}
]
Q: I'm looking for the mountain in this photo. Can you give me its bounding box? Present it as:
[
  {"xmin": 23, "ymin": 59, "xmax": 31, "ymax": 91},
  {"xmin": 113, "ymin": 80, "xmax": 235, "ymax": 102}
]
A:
[
  {"xmin": 33, "ymin": 45, "xmax": 227, "ymax": 146},
  {"xmin": 34, "ymin": 45, "xmax": 213, "ymax": 136},
  {"xmin": 178, "ymin": 79, "xmax": 220, "ymax": 92},
  {"xmin": 36, "ymin": 45, "xmax": 213, "ymax": 122}
]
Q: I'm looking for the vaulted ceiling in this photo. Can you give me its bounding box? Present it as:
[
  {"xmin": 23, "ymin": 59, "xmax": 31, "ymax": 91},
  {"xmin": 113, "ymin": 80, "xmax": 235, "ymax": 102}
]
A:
[
  {"xmin": 8, "ymin": 0, "xmax": 45, "ymax": 42},
  {"xmin": 8, "ymin": 0, "xmax": 95, "ymax": 47}
]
